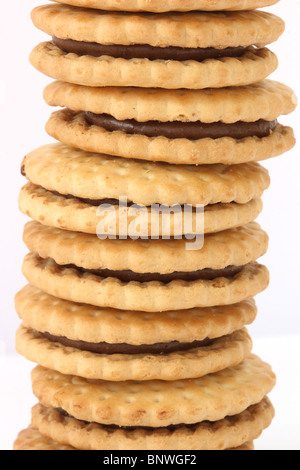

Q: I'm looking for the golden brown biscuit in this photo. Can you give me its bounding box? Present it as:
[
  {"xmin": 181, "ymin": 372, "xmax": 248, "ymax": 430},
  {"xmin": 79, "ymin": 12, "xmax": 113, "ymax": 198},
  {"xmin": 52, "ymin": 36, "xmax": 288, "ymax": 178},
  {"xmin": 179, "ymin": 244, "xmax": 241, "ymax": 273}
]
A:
[
  {"xmin": 21, "ymin": 217, "xmax": 269, "ymax": 315},
  {"xmin": 31, "ymin": 356, "xmax": 276, "ymax": 427},
  {"xmin": 51, "ymin": 0, "xmax": 280, "ymax": 12},
  {"xmin": 44, "ymin": 80, "xmax": 296, "ymax": 124},
  {"xmin": 21, "ymin": 143, "xmax": 271, "ymax": 206},
  {"xmin": 13, "ymin": 424, "xmax": 256, "ymax": 451},
  {"xmin": 29, "ymin": 398, "xmax": 274, "ymax": 450},
  {"xmin": 16, "ymin": 325, "xmax": 253, "ymax": 381},
  {"xmin": 47, "ymin": 110, "xmax": 295, "ymax": 165},
  {"xmin": 19, "ymin": 183, "xmax": 264, "ymax": 236},
  {"xmin": 43, "ymin": 81, "xmax": 296, "ymax": 164},
  {"xmin": 30, "ymin": 42, "xmax": 278, "ymax": 90},
  {"xmin": 22, "ymin": 253, "xmax": 269, "ymax": 312},
  {"xmin": 31, "ymin": 5, "xmax": 284, "ymax": 49},
  {"xmin": 16, "ymin": 285, "xmax": 258, "ymax": 346},
  {"xmin": 22, "ymin": 221, "xmax": 269, "ymax": 274}
]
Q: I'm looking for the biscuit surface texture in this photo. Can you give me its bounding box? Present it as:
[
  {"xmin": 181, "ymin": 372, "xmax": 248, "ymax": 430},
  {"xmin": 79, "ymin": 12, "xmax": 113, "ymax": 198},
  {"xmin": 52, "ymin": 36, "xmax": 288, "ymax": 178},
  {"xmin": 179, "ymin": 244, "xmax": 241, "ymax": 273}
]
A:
[
  {"xmin": 31, "ymin": 356, "xmax": 276, "ymax": 427},
  {"xmin": 31, "ymin": 5, "xmax": 285, "ymax": 49},
  {"xmin": 43, "ymin": 80, "xmax": 296, "ymax": 124},
  {"xmin": 21, "ymin": 143, "xmax": 271, "ymax": 206}
]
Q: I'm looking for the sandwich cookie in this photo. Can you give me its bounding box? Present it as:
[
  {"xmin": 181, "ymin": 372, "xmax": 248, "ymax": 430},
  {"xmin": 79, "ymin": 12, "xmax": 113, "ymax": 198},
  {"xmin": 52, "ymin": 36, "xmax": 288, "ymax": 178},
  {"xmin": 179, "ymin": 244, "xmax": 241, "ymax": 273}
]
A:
[
  {"xmin": 15, "ymin": 283, "xmax": 256, "ymax": 381},
  {"xmin": 19, "ymin": 182, "xmax": 264, "ymax": 237},
  {"xmin": 21, "ymin": 221, "xmax": 269, "ymax": 312},
  {"xmin": 29, "ymin": 356, "xmax": 276, "ymax": 449},
  {"xmin": 17, "ymin": 324, "xmax": 254, "ymax": 382},
  {"xmin": 30, "ymin": 4, "xmax": 283, "ymax": 89},
  {"xmin": 43, "ymin": 80, "xmax": 296, "ymax": 165},
  {"xmin": 13, "ymin": 425, "xmax": 256, "ymax": 451},
  {"xmin": 51, "ymin": 0, "xmax": 280, "ymax": 13},
  {"xmin": 27, "ymin": 400, "xmax": 271, "ymax": 451},
  {"xmin": 20, "ymin": 143, "xmax": 270, "ymax": 237}
]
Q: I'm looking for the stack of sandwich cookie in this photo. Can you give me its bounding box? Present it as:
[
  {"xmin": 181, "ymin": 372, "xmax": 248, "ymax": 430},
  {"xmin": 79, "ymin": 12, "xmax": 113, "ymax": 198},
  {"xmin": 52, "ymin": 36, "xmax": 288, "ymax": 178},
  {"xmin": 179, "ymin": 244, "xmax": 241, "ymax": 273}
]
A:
[{"xmin": 14, "ymin": 0, "xmax": 296, "ymax": 451}]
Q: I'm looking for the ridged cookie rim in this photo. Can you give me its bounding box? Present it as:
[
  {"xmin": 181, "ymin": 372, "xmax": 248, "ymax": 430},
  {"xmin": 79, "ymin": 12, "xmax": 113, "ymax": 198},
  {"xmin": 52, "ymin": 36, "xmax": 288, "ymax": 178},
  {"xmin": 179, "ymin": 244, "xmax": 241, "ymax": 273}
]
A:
[
  {"xmin": 22, "ymin": 253, "xmax": 270, "ymax": 311},
  {"xmin": 43, "ymin": 80, "xmax": 297, "ymax": 123},
  {"xmin": 31, "ymin": 5, "xmax": 285, "ymax": 48},
  {"xmin": 30, "ymin": 42, "xmax": 279, "ymax": 90}
]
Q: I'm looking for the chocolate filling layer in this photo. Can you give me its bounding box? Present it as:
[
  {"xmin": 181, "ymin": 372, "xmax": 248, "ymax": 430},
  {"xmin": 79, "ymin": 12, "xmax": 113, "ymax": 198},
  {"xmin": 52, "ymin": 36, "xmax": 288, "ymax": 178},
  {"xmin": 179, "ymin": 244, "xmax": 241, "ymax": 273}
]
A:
[
  {"xmin": 56, "ymin": 407, "xmax": 209, "ymax": 431},
  {"xmin": 85, "ymin": 112, "xmax": 277, "ymax": 140},
  {"xmin": 42, "ymin": 332, "xmax": 213, "ymax": 355},
  {"xmin": 43, "ymin": 189, "xmax": 208, "ymax": 211},
  {"xmin": 55, "ymin": 408, "xmax": 209, "ymax": 432},
  {"xmin": 51, "ymin": 191, "xmax": 141, "ymax": 208},
  {"xmin": 17, "ymin": 182, "xmax": 230, "ymax": 220},
  {"xmin": 52, "ymin": 37, "xmax": 248, "ymax": 61},
  {"xmin": 62, "ymin": 262, "xmax": 244, "ymax": 283}
]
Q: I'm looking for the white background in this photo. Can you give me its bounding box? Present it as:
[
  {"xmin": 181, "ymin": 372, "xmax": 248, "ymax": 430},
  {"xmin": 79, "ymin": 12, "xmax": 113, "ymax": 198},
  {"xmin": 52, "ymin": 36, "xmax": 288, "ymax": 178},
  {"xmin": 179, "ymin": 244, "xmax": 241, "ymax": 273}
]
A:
[{"xmin": 0, "ymin": 0, "xmax": 300, "ymax": 450}]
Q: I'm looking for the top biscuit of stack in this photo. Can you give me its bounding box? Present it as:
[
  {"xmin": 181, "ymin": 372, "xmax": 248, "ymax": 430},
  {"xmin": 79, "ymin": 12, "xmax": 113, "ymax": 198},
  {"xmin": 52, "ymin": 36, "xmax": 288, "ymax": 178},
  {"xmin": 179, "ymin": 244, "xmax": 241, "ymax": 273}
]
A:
[{"xmin": 30, "ymin": 2, "xmax": 284, "ymax": 89}]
